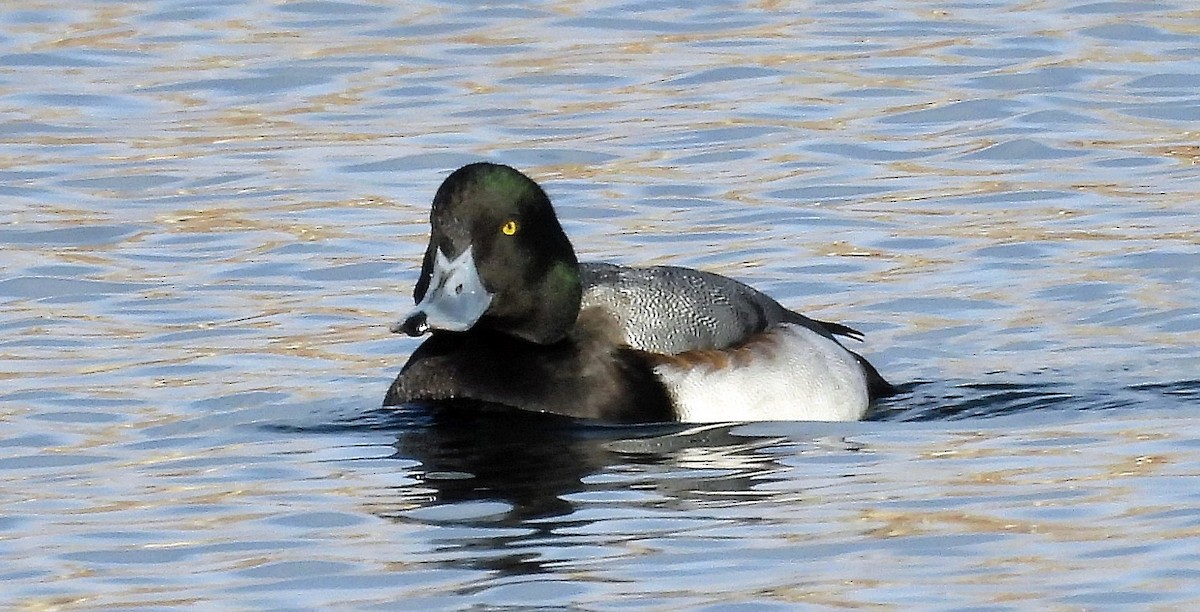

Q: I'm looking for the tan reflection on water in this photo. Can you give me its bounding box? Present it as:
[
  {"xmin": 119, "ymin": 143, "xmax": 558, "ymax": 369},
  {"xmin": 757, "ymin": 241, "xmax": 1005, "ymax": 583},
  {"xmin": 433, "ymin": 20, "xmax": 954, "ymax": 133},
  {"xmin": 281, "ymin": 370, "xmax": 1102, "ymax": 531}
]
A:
[{"xmin": 2, "ymin": 1, "xmax": 1200, "ymax": 608}]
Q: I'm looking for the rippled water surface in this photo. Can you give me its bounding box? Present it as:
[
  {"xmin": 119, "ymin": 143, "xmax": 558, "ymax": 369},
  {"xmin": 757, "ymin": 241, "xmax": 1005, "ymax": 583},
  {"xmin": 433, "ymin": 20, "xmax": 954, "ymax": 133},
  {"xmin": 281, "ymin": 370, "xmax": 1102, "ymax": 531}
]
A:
[{"xmin": 3, "ymin": 0, "xmax": 1199, "ymax": 608}]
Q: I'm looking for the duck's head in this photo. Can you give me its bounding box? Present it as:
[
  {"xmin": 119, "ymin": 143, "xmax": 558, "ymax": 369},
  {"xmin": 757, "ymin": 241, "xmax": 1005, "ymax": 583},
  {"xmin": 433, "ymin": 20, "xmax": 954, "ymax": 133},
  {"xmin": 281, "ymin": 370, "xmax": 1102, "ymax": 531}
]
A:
[{"xmin": 392, "ymin": 163, "xmax": 583, "ymax": 345}]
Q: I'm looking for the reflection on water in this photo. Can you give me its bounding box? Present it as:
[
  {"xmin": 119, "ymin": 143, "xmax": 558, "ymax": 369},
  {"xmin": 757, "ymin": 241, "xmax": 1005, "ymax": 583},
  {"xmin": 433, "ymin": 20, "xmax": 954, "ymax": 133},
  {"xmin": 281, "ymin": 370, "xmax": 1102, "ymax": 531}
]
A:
[
  {"xmin": 373, "ymin": 410, "xmax": 835, "ymax": 584},
  {"xmin": 382, "ymin": 412, "xmax": 792, "ymax": 518},
  {"xmin": 333, "ymin": 404, "xmax": 1200, "ymax": 608},
  {"xmin": 2, "ymin": 0, "xmax": 1199, "ymax": 608},
  {"xmin": 388, "ymin": 410, "xmax": 610, "ymax": 525}
]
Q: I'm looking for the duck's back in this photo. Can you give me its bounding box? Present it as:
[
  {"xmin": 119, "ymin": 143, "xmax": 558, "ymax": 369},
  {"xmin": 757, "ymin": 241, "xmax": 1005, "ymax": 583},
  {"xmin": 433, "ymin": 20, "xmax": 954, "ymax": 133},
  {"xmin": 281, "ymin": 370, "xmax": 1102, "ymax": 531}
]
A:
[
  {"xmin": 579, "ymin": 262, "xmax": 852, "ymax": 355},
  {"xmin": 579, "ymin": 262, "xmax": 895, "ymax": 414}
]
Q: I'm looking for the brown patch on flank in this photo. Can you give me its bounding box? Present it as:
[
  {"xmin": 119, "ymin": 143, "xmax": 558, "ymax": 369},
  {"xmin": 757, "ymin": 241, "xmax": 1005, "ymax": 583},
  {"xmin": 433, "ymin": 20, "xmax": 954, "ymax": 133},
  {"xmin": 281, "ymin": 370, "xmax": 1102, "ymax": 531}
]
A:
[{"xmin": 645, "ymin": 329, "xmax": 783, "ymax": 371}]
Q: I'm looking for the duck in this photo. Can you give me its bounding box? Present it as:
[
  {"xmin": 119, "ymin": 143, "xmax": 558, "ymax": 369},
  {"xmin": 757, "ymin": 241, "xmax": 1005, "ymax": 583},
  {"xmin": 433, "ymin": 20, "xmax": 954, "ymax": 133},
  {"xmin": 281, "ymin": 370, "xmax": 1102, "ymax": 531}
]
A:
[{"xmin": 383, "ymin": 162, "xmax": 895, "ymax": 424}]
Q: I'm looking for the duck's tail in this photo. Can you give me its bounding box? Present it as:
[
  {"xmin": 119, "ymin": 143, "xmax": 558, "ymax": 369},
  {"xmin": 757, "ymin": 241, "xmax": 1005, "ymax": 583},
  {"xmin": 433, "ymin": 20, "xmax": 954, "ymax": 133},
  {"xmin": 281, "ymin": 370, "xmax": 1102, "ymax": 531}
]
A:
[{"xmin": 852, "ymin": 351, "xmax": 898, "ymax": 401}]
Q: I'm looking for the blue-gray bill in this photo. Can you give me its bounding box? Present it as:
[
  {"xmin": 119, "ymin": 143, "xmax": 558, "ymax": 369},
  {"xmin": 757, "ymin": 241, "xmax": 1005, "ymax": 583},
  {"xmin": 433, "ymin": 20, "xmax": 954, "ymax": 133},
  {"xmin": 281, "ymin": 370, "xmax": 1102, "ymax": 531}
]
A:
[{"xmin": 391, "ymin": 245, "xmax": 493, "ymax": 337}]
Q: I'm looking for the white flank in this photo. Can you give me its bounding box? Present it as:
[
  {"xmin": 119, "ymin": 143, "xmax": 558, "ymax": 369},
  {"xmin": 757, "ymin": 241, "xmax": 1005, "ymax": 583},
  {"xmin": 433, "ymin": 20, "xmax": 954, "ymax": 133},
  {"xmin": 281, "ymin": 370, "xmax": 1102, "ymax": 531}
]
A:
[{"xmin": 655, "ymin": 323, "xmax": 870, "ymax": 422}]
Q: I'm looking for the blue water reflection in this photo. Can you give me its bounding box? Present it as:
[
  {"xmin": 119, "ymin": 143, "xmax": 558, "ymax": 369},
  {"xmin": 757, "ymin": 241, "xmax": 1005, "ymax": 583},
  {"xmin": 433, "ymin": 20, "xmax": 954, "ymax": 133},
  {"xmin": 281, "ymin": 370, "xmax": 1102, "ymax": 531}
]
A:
[{"xmin": 2, "ymin": 0, "xmax": 1199, "ymax": 607}]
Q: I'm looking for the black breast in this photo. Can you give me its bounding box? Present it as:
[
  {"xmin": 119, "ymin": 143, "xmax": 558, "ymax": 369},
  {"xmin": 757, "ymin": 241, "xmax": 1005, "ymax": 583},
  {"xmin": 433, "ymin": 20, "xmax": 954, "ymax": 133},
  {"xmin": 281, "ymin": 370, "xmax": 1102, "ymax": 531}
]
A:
[{"xmin": 384, "ymin": 311, "xmax": 676, "ymax": 424}]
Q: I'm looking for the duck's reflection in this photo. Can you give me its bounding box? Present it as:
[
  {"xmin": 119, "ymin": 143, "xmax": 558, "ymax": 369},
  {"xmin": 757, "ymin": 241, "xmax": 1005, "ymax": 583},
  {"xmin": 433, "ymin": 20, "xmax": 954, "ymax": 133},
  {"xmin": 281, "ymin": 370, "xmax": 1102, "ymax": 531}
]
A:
[
  {"xmin": 369, "ymin": 404, "xmax": 848, "ymax": 578},
  {"xmin": 388, "ymin": 406, "xmax": 612, "ymax": 521}
]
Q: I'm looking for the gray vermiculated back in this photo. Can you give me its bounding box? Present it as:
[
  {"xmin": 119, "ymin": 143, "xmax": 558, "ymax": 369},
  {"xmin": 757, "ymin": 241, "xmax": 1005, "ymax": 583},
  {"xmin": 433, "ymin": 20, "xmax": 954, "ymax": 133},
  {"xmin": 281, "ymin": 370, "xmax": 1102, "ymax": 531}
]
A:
[{"xmin": 579, "ymin": 262, "xmax": 813, "ymax": 354}]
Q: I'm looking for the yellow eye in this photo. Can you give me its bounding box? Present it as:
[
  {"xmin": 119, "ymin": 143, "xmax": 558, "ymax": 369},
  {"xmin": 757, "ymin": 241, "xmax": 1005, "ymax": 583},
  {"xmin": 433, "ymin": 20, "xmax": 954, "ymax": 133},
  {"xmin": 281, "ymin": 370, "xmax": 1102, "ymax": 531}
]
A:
[{"xmin": 501, "ymin": 220, "xmax": 519, "ymax": 236}]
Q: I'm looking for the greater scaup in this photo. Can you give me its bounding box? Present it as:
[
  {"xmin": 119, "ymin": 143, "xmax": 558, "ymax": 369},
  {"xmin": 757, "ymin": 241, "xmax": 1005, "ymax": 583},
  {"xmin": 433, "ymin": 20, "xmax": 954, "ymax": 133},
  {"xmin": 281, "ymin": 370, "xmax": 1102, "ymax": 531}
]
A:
[{"xmin": 384, "ymin": 162, "xmax": 895, "ymax": 423}]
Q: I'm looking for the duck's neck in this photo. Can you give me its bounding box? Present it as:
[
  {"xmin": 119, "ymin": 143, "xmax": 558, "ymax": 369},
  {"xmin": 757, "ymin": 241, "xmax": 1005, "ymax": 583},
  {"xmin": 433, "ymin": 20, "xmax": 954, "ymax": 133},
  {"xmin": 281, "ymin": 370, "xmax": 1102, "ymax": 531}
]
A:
[{"xmin": 489, "ymin": 258, "xmax": 582, "ymax": 345}]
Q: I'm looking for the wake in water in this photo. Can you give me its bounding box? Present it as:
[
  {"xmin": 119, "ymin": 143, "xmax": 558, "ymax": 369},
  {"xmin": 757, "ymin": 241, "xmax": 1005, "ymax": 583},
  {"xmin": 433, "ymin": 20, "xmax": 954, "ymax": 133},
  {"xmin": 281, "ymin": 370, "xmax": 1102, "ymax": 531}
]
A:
[
  {"xmin": 265, "ymin": 376, "xmax": 1200, "ymax": 435},
  {"xmin": 870, "ymin": 378, "xmax": 1200, "ymax": 421}
]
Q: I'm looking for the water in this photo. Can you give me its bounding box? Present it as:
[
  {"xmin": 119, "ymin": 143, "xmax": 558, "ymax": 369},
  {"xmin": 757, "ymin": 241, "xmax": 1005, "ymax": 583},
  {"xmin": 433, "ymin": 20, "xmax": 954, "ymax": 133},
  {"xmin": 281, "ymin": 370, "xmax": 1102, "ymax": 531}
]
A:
[{"xmin": 2, "ymin": 0, "xmax": 1199, "ymax": 607}]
